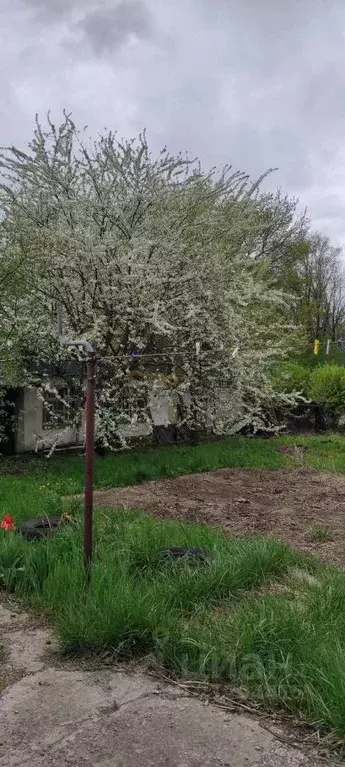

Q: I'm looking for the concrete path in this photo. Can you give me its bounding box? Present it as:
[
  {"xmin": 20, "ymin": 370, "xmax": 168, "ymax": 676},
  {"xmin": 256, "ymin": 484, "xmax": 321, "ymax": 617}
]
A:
[{"xmin": 0, "ymin": 602, "xmax": 336, "ymax": 767}]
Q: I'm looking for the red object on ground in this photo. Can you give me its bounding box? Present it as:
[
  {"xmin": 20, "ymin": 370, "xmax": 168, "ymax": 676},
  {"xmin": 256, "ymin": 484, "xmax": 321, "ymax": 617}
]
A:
[{"xmin": 0, "ymin": 514, "xmax": 15, "ymax": 531}]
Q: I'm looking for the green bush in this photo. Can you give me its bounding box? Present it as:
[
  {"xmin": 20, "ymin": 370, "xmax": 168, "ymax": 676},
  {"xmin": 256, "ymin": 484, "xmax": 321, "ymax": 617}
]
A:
[
  {"xmin": 308, "ymin": 364, "xmax": 345, "ymax": 416},
  {"xmin": 270, "ymin": 361, "xmax": 310, "ymax": 396}
]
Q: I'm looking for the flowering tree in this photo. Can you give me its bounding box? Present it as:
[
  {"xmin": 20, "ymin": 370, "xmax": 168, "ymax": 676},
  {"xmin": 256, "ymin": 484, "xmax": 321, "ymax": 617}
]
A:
[{"xmin": 0, "ymin": 114, "xmax": 302, "ymax": 447}]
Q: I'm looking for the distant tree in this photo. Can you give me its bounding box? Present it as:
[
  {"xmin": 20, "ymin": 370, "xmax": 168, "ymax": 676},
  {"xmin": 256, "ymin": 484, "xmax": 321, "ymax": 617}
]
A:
[{"xmin": 293, "ymin": 234, "xmax": 345, "ymax": 341}]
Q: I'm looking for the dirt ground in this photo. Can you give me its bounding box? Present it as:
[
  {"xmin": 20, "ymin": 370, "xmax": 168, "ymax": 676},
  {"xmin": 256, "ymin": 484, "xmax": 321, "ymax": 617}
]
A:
[
  {"xmin": 92, "ymin": 467, "xmax": 345, "ymax": 566},
  {"xmin": 0, "ymin": 600, "xmax": 336, "ymax": 767}
]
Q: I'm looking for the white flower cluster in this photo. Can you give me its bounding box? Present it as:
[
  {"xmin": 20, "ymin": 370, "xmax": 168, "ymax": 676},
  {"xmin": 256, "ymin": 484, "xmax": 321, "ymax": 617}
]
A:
[{"xmin": 0, "ymin": 115, "xmax": 304, "ymax": 447}]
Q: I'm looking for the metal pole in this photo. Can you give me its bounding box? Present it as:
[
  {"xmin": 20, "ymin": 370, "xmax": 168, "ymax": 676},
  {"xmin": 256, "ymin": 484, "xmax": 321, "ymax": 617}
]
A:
[
  {"xmin": 84, "ymin": 353, "xmax": 96, "ymax": 582},
  {"xmin": 60, "ymin": 339, "xmax": 97, "ymax": 582}
]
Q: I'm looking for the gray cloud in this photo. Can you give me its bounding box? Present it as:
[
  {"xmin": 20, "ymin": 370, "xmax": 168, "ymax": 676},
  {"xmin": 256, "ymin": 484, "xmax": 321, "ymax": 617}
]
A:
[
  {"xmin": 70, "ymin": 1, "xmax": 153, "ymax": 56},
  {"xmin": 17, "ymin": 0, "xmax": 90, "ymax": 21},
  {"xmin": 2, "ymin": 0, "xmax": 345, "ymax": 246}
]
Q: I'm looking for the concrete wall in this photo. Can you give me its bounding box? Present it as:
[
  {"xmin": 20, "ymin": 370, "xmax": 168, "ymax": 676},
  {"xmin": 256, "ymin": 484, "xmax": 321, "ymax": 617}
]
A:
[
  {"xmin": 15, "ymin": 387, "xmax": 82, "ymax": 453},
  {"xmin": 117, "ymin": 388, "xmax": 180, "ymax": 439},
  {"xmin": 15, "ymin": 385, "xmax": 182, "ymax": 453}
]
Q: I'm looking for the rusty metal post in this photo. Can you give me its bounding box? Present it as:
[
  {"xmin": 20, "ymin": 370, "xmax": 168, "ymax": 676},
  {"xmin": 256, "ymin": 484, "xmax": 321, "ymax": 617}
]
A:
[
  {"xmin": 84, "ymin": 352, "xmax": 96, "ymax": 581},
  {"xmin": 60, "ymin": 339, "xmax": 96, "ymax": 582}
]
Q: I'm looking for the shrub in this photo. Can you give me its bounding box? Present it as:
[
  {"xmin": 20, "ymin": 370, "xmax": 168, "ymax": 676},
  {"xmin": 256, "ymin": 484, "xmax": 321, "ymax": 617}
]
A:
[
  {"xmin": 308, "ymin": 364, "xmax": 345, "ymax": 417},
  {"xmin": 270, "ymin": 361, "xmax": 310, "ymax": 396}
]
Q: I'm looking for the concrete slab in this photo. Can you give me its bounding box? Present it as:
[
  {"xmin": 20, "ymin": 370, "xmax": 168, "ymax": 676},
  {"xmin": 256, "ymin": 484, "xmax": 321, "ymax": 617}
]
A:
[{"xmin": 0, "ymin": 603, "xmax": 335, "ymax": 767}]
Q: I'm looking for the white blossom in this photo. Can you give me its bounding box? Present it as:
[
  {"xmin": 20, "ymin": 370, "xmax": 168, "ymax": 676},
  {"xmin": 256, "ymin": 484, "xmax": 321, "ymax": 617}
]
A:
[{"xmin": 0, "ymin": 114, "xmax": 304, "ymax": 447}]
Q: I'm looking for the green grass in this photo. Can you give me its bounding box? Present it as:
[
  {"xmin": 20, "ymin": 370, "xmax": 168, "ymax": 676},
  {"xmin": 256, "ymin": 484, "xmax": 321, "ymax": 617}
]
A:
[
  {"xmin": 279, "ymin": 433, "xmax": 345, "ymax": 474},
  {"xmin": 1, "ymin": 433, "xmax": 345, "ymax": 526},
  {"xmin": 2, "ymin": 508, "xmax": 345, "ymax": 742},
  {"xmin": 0, "ymin": 436, "xmax": 286, "ymax": 525},
  {"xmin": 2, "ymin": 433, "xmax": 345, "ymax": 742},
  {"xmin": 308, "ymin": 524, "xmax": 334, "ymax": 543}
]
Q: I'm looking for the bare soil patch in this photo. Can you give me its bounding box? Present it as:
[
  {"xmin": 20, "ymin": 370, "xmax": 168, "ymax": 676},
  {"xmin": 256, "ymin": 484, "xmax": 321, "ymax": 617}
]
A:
[{"xmin": 92, "ymin": 468, "xmax": 345, "ymax": 566}]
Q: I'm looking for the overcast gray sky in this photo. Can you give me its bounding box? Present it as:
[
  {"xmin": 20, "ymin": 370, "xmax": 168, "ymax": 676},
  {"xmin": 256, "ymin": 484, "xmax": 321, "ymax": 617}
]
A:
[{"xmin": 1, "ymin": 0, "xmax": 345, "ymax": 245}]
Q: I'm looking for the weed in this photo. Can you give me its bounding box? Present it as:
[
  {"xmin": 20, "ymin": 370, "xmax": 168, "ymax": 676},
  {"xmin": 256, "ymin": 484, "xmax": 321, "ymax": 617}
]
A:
[{"xmin": 308, "ymin": 524, "xmax": 333, "ymax": 543}]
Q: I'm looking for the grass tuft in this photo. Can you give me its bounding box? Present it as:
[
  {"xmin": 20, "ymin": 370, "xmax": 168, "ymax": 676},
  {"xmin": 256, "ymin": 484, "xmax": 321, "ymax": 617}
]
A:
[{"xmin": 308, "ymin": 524, "xmax": 334, "ymax": 543}]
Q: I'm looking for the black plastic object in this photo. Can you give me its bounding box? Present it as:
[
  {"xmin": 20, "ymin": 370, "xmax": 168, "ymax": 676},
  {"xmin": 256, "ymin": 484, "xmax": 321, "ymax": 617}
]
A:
[
  {"xmin": 157, "ymin": 547, "xmax": 211, "ymax": 565},
  {"xmin": 17, "ymin": 515, "xmax": 63, "ymax": 541}
]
